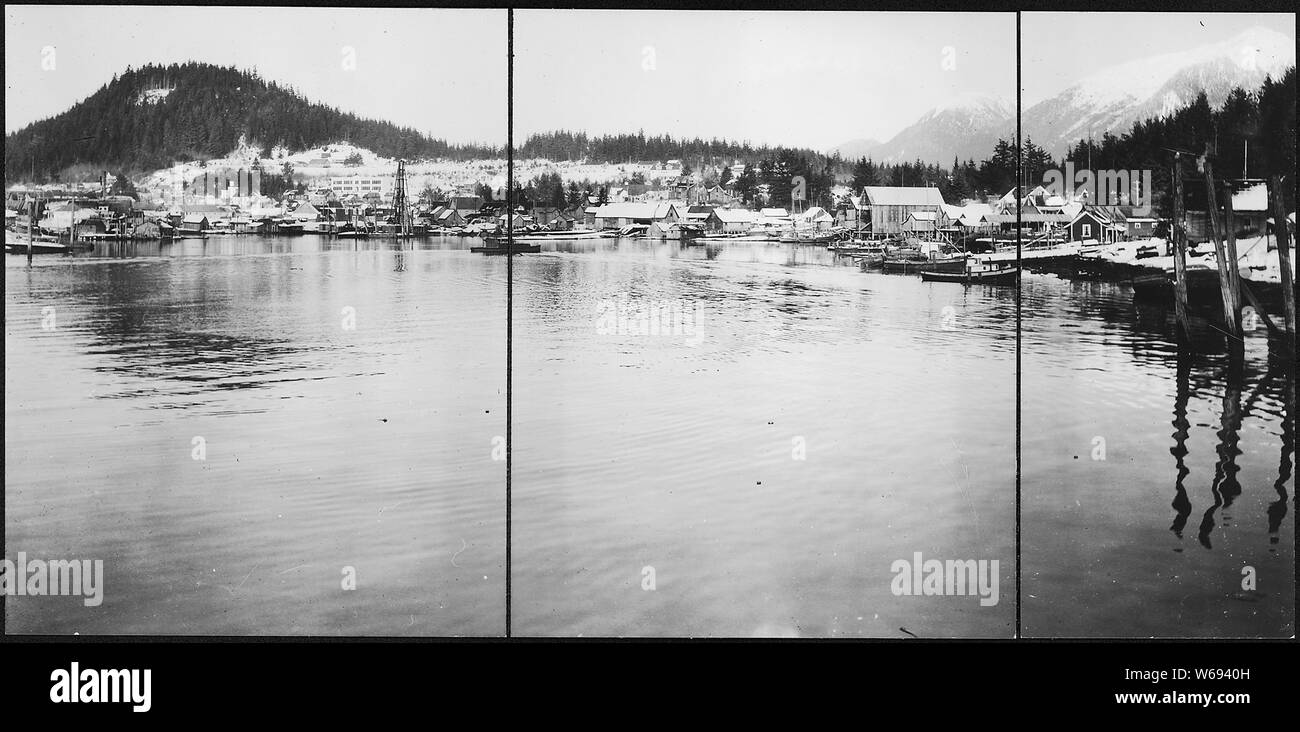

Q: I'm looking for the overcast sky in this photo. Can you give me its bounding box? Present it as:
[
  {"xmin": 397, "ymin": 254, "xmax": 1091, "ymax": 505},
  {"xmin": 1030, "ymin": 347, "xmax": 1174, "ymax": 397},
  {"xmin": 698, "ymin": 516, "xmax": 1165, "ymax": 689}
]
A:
[
  {"xmin": 515, "ymin": 11, "xmax": 1017, "ymax": 152},
  {"xmin": 1022, "ymin": 12, "xmax": 1296, "ymax": 105},
  {"xmin": 7, "ymin": 9, "xmax": 1293, "ymax": 154},
  {"xmin": 4, "ymin": 6, "xmax": 507, "ymax": 143}
]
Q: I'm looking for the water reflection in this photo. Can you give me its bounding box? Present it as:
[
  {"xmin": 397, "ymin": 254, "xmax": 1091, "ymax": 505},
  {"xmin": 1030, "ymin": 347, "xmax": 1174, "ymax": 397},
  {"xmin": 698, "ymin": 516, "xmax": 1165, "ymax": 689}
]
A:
[
  {"xmin": 1170, "ymin": 352, "xmax": 1192, "ymax": 545},
  {"xmin": 6, "ymin": 238, "xmax": 506, "ymax": 636},
  {"xmin": 1268, "ymin": 375, "xmax": 1294, "ymax": 551},
  {"xmin": 514, "ymin": 236, "xmax": 1016, "ymax": 637},
  {"xmin": 1022, "ymin": 272, "xmax": 1294, "ymax": 637}
]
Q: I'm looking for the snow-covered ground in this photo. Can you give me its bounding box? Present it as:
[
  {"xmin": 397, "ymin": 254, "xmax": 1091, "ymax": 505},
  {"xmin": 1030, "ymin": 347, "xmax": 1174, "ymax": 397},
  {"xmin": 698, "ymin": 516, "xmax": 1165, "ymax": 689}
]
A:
[
  {"xmin": 138, "ymin": 140, "xmax": 510, "ymax": 201},
  {"xmin": 131, "ymin": 138, "xmax": 700, "ymax": 206}
]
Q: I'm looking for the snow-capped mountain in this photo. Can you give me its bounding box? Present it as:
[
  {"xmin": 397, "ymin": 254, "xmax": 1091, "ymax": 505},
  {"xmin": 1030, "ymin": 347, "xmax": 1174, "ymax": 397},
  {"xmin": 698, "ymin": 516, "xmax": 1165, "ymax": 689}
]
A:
[
  {"xmin": 831, "ymin": 92, "xmax": 1014, "ymax": 164},
  {"xmin": 829, "ymin": 26, "xmax": 1294, "ymax": 165},
  {"xmin": 1024, "ymin": 26, "xmax": 1295, "ymax": 155}
]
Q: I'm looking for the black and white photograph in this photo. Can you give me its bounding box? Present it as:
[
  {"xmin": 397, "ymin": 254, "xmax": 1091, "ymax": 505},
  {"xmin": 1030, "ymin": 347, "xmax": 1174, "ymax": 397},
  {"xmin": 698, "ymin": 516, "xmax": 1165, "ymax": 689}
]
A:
[
  {"xmin": 509, "ymin": 10, "xmax": 1017, "ymax": 637},
  {"xmin": 1017, "ymin": 13, "xmax": 1295, "ymax": 637},
  {"xmin": 2, "ymin": 2, "xmax": 1297, "ymax": 707},
  {"xmin": 4, "ymin": 5, "xmax": 509, "ymax": 636}
]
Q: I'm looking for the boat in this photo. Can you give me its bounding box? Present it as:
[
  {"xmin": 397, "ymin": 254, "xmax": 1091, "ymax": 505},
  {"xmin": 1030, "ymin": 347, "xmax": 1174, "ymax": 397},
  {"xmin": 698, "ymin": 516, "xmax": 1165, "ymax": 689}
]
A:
[
  {"xmin": 271, "ymin": 219, "xmax": 304, "ymax": 235},
  {"xmin": 5, "ymin": 232, "xmax": 94, "ymax": 255},
  {"xmin": 505, "ymin": 229, "xmax": 607, "ymax": 242},
  {"xmin": 880, "ymin": 256, "xmax": 968, "ymax": 274},
  {"xmin": 779, "ymin": 230, "xmax": 838, "ymax": 244},
  {"xmin": 693, "ymin": 233, "xmax": 774, "ymax": 243},
  {"xmin": 828, "ymin": 240, "xmax": 887, "ymax": 255},
  {"xmin": 334, "ymin": 227, "xmax": 371, "ymax": 239},
  {"xmin": 471, "ymin": 240, "xmax": 542, "ymax": 254},
  {"xmin": 921, "ymin": 259, "xmax": 1019, "ymax": 285}
]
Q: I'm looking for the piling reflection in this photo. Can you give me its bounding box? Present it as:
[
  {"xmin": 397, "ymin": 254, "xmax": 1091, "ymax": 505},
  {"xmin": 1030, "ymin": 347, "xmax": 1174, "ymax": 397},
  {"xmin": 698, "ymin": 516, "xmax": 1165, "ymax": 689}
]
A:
[
  {"xmin": 1023, "ymin": 272, "xmax": 1294, "ymax": 637},
  {"xmin": 1170, "ymin": 351, "xmax": 1192, "ymax": 547},
  {"xmin": 1269, "ymin": 374, "xmax": 1295, "ymax": 550}
]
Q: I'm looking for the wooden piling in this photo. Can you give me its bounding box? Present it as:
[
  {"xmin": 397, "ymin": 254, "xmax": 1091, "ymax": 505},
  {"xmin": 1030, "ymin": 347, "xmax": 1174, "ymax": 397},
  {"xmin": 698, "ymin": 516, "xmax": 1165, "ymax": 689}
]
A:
[
  {"xmin": 1202, "ymin": 157, "xmax": 1241, "ymax": 336},
  {"xmin": 1222, "ymin": 182, "xmax": 1243, "ymax": 330},
  {"xmin": 1171, "ymin": 158, "xmax": 1190, "ymax": 336},
  {"xmin": 1271, "ymin": 175, "xmax": 1296, "ymax": 350},
  {"xmin": 1238, "ymin": 278, "xmax": 1281, "ymax": 336}
]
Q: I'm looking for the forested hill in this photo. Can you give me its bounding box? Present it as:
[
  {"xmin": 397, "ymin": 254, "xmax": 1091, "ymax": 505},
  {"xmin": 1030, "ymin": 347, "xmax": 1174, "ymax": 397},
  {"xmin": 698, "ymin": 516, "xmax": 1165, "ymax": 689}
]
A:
[
  {"xmin": 519, "ymin": 130, "xmax": 825, "ymax": 166},
  {"xmin": 5, "ymin": 62, "xmax": 500, "ymax": 181}
]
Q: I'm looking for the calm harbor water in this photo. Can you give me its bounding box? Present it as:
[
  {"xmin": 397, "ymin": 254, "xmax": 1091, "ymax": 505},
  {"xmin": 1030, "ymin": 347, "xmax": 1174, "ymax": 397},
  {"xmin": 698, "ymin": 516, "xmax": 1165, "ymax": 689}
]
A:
[
  {"xmin": 1020, "ymin": 274, "xmax": 1295, "ymax": 637},
  {"xmin": 8, "ymin": 234, "xmax": 1289, "ymax": 638},
  {"xmin": 5, "ymin": 236, "xmax": 506, "ymax": 635},
  {"xmin": 512, "ymin": 239, "xmax": 1017, "ymax": 637}
]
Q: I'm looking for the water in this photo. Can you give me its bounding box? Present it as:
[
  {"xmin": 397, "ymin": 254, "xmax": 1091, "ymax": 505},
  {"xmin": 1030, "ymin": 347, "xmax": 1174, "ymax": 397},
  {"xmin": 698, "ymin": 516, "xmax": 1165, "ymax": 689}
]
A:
[
  {"xmin": 5, "ymin": 236, "xmax": 507, "ymax": 635},
  {"xmin": 8, "ymin": 235, "xmax": 1291, "ymax": 638},
  {"xmin": 1020, "ymin": 274, "xmax": 1295, "ymax": 638},
  {"xmin": 512, "ymin": 239, "xmax": 1016, "ymax": 637}
]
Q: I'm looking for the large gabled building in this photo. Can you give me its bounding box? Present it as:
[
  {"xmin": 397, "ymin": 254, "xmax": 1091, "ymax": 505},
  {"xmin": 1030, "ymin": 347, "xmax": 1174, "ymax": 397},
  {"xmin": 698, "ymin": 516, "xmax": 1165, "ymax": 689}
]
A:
[{"xmin": 861, "ymin": 186, "xmax": 946, "ymax": 235}]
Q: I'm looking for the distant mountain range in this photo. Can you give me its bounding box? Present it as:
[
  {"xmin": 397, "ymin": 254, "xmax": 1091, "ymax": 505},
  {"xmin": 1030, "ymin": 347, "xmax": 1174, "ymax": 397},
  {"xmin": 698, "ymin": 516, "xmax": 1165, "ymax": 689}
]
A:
[
  {"xmin": 830, "ymin": 26, "xmax": 1296, "ymax": 165},
  {"xmin": 833, "ymin": 92, "xmax": 1013, "ymax": 165},
  {"xmin": 1023, "ymin": 26, "xmax": 1295, "ymax": 156}
]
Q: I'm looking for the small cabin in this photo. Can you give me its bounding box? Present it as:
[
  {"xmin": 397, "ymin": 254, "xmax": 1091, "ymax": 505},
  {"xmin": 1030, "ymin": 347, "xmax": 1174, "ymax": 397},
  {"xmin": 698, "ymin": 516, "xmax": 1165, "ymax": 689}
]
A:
[{"xmin": 1067, "ymin": 209, "xmax": 1114, "ymax": 243}]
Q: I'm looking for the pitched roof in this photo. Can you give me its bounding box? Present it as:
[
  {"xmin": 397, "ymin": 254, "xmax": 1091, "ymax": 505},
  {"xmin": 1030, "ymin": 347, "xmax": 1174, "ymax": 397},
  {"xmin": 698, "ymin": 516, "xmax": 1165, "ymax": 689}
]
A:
[
  {"xmin": 594, "ymin": 202, "xmax": 679, "ymax": 219},
  {"xmin": 863, "ymin": 186, "xmax": 946, "ymax": 207},
  {"xmin": 984, "ymin": 212, "xmax": 1071, "ymax": 224},
  {"xmin": 1231, "ymin": 181, "xmax": 1269, "ymax": 212},
  {"xmin": 712, "ymin": 208, "xmax": 756, "ymax": 223}
]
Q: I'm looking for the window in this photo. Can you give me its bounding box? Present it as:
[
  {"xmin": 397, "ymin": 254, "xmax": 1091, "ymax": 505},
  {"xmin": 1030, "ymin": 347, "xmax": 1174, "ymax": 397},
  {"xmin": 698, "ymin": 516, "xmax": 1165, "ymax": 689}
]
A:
[{"xmin": 1082, "ymin": 223, "xmax": 1091, "ymax": 238}]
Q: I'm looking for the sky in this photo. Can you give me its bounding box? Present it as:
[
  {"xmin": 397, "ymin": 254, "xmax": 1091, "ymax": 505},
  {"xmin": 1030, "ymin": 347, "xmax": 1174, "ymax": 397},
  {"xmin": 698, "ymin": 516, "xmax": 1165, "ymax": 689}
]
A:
[
  {"xmin": 4, "ymin": 6, "xmax": 507, "ymax": 143},
  {"xmin": 1021, "ymin": 12, "xmax": 1296, "ymax": 106},
  {"xmin": 514, "ymin": 11, "xmax": 1016, "ymax": 152},
  {"xmin": 6, "ymin": 9, "xmax": 1293, "ymax": 156}
]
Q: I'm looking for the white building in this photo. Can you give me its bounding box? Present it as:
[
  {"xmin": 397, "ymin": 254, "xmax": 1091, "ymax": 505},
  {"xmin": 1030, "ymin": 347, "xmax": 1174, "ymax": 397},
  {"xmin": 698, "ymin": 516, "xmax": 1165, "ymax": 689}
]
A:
[{"xmin": 329, "ymin": 175, "xmax": 393, "ymax": 199}]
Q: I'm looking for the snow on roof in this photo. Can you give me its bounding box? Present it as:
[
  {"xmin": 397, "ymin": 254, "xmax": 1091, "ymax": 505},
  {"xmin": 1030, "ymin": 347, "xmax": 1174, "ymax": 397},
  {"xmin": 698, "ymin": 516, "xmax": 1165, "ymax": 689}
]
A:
[
  {"xmin": 863, "ymin": 186, "xmax": 946, "ymax": 207},
  {"xmin": 712, "ymin": 209, "xmax": 756, "ymax": 223},
  {"xmin": 1231, "ymin": 181, "xmax": 1269, "ymax": 212},
  {"xmin": 594, "ymin": 202, "xmax": 678, "ymax": 219}
]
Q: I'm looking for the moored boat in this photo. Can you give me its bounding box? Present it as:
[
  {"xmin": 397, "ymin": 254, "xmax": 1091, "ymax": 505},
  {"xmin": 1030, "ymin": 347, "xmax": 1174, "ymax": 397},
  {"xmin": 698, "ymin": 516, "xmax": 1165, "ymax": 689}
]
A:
[
  {"xmin": 920, "ymin": 259, "xmax": 1019, "ymax": 285},
  {"xmin": 881, "ymin": 256, "xmax": 968, "ymax": 274}
]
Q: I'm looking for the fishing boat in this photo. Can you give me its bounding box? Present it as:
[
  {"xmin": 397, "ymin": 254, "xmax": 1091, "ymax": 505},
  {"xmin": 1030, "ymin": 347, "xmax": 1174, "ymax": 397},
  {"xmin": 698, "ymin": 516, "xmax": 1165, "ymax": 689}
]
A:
[
  {"xmin": 5, "ymin": 231, "xmax": 93, "ymax": 255},
  {"xmin": 921, "ymin": 258, "xmax": 1019, "ymax": 285},
  {"xmin": 270, "ymin": 218, "xmax": 304, "ymax": 235},
  {"xmin": 828, "ymin": 240, "xmax": 887, "ymax": 255},
  {"xmin": 473, "ymin": 234, "xmax": 541, "ymax": 254},
  {"xmin": 334, "ymin": 224, "xmax": 371, "ymax": 239},
  {"xmin": 880, "ymin": 255, "xmax": 968, "ymax": 274},
  {"xmin": 693, "ymin": 232, "xmax": 774, "ymax": 243},
  {"xmin": 472, "ymin": 241, "xmax": 542, "ymax": 254}
]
